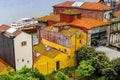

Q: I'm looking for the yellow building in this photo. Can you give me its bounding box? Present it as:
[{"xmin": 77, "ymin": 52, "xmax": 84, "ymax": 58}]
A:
[{"xmin": 33, "ymin": 22, "xmax": 87, "ymax": 75}]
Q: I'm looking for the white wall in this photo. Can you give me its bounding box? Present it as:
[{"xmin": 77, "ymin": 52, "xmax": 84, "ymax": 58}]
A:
[
  {"xmin": 103, "ymin": 10, "xmax": 112, "ymax": 22},
  {"xmin": 14, "ymin": 32, "xmax": 33, "ymax": 70}
]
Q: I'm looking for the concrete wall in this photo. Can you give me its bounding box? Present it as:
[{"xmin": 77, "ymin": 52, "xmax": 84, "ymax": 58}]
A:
[{"xmin": 14, "ymin": 32, "xmax": 33, "ymax": 70}]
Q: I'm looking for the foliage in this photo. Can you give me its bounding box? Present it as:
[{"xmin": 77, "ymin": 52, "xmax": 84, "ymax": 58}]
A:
[
  {"xmin": 92, "ymin": 51, "xmax": 111, "ymax": 74},
  {"xmin": 76, "ymin": 45, "xmax": 95, "ymax": 65},
  {"xmin": 0, "ymin": 74, "xmax": 9, "ymax": 80},
  {"xmin": 76, "ymin": 60, "xmax": 95, "ymax": 77},
  {"xmin": 0, "ymin": 66, "xmax": 45, "ymax": 80},
  {"xmin": 60, "ymin": 67, "xmax": 74, "ymax": 78},
  {"xmin": 54, "ymin": 71, "xmax": 68, "ymax": 80},
  {"xmin": 97, "ymin": 76, "xmax": 108, "ymax": 80},
  {"xmin": 76, "ymin": 45, "xmax": 118, "ymax": 79},
  {"xmin": 112, "ymin": 58, "xmax": 120, "ymax": 79}
]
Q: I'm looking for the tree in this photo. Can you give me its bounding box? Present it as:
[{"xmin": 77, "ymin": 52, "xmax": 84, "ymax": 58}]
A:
[
  {"xmin": 54, "ymin": 71, "xmax": 68, "ymax": 80},
  {"xmin": 76, "ymin": 45, "xmax": 95, "ymax": 65},
  {"xmin": 0, "ymin": 66, "xmax": 45, "ymax": 80},
  {"xmin": 76, "ymin": 60, "xmax": 95, "ymax": 77},
  {"xmin": 76, "ymin": 45, "xmax": 117, "ymax": 79},
  {"xmin": 112, "ymin": 58, "xmax": 120, "ymax": 79}
]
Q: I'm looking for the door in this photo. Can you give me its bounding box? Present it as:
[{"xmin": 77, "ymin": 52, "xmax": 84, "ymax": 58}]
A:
[{"xmin": 56, "ymin": 61, "xmax": 60, "ymax": 70}]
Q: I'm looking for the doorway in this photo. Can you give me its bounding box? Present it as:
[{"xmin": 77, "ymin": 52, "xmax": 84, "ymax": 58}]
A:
[{"xmin": 56, "ymin": 61, "xmax": 60, "ymax": 70}]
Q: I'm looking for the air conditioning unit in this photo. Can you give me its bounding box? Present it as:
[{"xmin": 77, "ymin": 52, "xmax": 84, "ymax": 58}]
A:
[
  {"xmin": 36, "ymin": 52, "xmax": 40, "ymax": 58},
  {"xmin": 46, "ymin": 46, "xmax": 51, "ymax": 51}
]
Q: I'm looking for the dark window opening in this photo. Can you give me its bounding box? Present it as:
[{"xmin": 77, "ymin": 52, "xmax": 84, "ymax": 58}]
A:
[
  {"xmin": 56, "ymin": 61, "xmax": 60, "ymax": 70},
  {"xmin": 21, "ymin": 41, "xmax": 27, "ymax": 46},
  {"xmin": 22, "ymin": 59, "xmax": 24, "ymax": 62}
]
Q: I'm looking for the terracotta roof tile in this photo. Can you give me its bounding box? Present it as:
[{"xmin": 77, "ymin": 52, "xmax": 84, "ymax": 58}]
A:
[
  {"xmin": 0, "ymin": 58, "xmax": 9, "ymax": 72},
  {"xmin": 13, "ymin": 30, "xmax": 21, "ymax": 36},
  {"xmin": 114, "ymin": 11, "xmax": 120, "ymax": 17},
  {"xmin": 54, "ymin": 1, "xmax": 74, "ymax": 7},
  {"xmin": 0, "ymin": 24, "xmax": 9, "ymax": 31},
  {"xmin": 0, "ymin": 24, "xmax": 22, "ymax": 38},
  {"xmin": 37, "ymin": 14, "xmax": 60, "ymax": 22},
  {"xmin": 80, "ymin": 2, "xmax": 112, "ymax": 11},
  {"xmin": 71, "ymin": 18, "xmax": 109, "ymax": 29},
  {"xmin": 54, "ymin": 1, "xmax": 112, "ymax": 11}
]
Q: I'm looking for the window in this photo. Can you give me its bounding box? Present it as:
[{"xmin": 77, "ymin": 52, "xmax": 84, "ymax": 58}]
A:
[
  {"xmin": 21, "ymin": 41, "xmax": 27, "ymax": 46},
  {"xmin": 104, "ymin": 14, "xmax": 106, "ymax": 19},
  {"xmin": 22, "ymin": 59, "xmax": 24, "ymax": 62},
  {"xmin": 79, "ymin": 40, "xmax": 82, "ymax": 44},
  {"xmin": 78, "ymin": 34, "xmax": 82, "ymax": 39},
  {"xmin": 17, "ymin": 59, "xmax": 19, "ymax": 62},
  {"xmin": 27, "ymin": 60, "xmax": 29, "ymax": 63},
  {"xmin": 64, "ymin": 49, "xmax": 67, "ymax": 53}
]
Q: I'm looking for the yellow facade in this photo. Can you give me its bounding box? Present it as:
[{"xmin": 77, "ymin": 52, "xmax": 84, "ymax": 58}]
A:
[
  {"xmin": 33, "ymin": 52, "xmax": 69, "ymax": 75},
  {"xmin": 34, "ymin": 27, "xmax": 87, "ymax": 75}
]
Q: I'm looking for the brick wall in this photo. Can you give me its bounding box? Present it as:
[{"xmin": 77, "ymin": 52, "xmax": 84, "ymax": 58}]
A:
[{"xmin": 54, "ymin": 7, "xmax": 104, "ymax": 21}]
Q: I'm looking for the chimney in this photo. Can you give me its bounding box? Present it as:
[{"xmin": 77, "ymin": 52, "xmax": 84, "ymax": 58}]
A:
[{"xmin": 60, "ymin": 10, "xmax": 81, "ymax": 23}]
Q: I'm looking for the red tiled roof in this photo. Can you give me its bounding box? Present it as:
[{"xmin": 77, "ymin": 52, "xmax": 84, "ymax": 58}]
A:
[
  {"xmin": 54, "ymin": 1, "xmax": 74, "ymax": 7},
  {"xmin": 54, "ymin": 1, "xmax": 112, "ymax": 11},
  {"xmin": 0, "ymin": 24, "xmax": 9, "ymax": 31},
  {"xmin": 80, "ymin": 2, "xmax": 112, "ymax": 11},
  {"xmin": 0, "ymin": 25, "xmax": 22, "ymax": 38},
  {"xmin": 71, "ymin": 18, "xmax": 109, "ymax": 29},
  {"xmin": 0, "ymin": 58, "xmax": 10, "ymax": 72},
  {"xmin": 114, "ymin": 11, "xmax": 120, "ymax": 17},
  {"xmin": 37, "ymin": 14, "xmax": 60, "ymax": 22}
]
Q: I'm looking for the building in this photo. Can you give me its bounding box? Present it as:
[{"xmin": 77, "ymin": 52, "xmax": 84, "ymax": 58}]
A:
[
  {"xmin": 96, "ymin": 46, "xmax": 120, "ymax": 60},
  {"xmin": 34, "ymin": 9, "xmax": 111, "ymax": 75},
  {"xmin": 114, "ymin": 10, "xmax": 120, "ymax": 17},
  {"xmin": 53, "ymin": 1, "xmax": 112, "ymax": 22},
  {"xmin": 11, "ymin": 18, "xmax": 38, "ymax": 29},
  {"xmin": 109, "ymin": 17, "xmax": 120, "ymax": 50},
  {"xmin": 101, "ymin": 0, "xmax": 120, "ymax": 11},
  {"xmin": 33, "ymin": 43, "xmax": 70, "ymax": 75},
  {"xmin": 0, "ymin": 25, "xmax": 33, "ymax": 70}
]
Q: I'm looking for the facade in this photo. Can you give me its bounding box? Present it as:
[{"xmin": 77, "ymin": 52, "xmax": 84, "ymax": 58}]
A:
[
  {"xmin": 53, "ymin": 1, "xmax": 112, "ymax": 22},
  {"xmin": 0, "ymin": 25, "xmax": 33, "ymax": 70},
  {"xmin": 35, "ymin": 23, "xmax": 87, "ymax": 75},
  {"xmin": 71, "ymin": 18, "xmax": 109, "ymax": 47},
  {"xmin": 103, "ymin": 0, "xmax": 120, "ymax": 11},
  {"xmin": 109, "ymin": 17, "xmax": 120, "ymax": 50},
  {"xmin": 34, "ymin": 9, "xmax": 111, "ymax": 75}
]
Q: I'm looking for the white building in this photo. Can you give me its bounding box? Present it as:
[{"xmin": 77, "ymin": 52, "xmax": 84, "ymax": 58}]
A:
[
  {"xmin": 11, "ymin": 18, "xmax": 38, "ymax": 29},
  {"xmin": 0, "ymin": 25, "xmax": 33, "ymax": 70},
  {"xmin": 96, "ymin": 46, "xmax": 120, "ymax": 60}
]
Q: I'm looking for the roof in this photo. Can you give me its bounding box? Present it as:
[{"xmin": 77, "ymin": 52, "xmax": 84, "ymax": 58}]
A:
[
  {"xmin": 59, "ymin": 28, "xmax": 80, "ymax": 36},
  {"xmin": 54, "ymin": 1, "xmax": 112, "ymax": 11},
  {"xmin": 71, "ymin": 18, "xmax": 109, "ymax": 29},
  {"xmin": 109, "ymin": 17, "xmax": 120, "ymax": 23},
  {"xmin": 0, "ymin": 58, "xmax": 10, "ymax": 72},
  {"xmin": 96, "ymin": 46, "xmax": 120, "ymax": 60},
  {"xmin": 0, "ymin": 24, "xmax": 21, "ymax": 38},
  {"xmin": 80, "ymin": 2, "xmax": 112, "ymax": 11},
  {"xmin": 53, "ymin": 22, "xmax": 70, "ymax": 27},
  {"xmin": 36, "ymin": 14, "xmax": 60, "ymax": 22},
  {"xmin": 54, "ymin": 1, "xmax": 74, "ymax": 7},
  {"xmin": 62, "ymin": 10, "xmax": 80, "ymax": 15},
  {"xmin": 44, "ymin": 24, "xmax": 80, "ymax": 36},
  {"xmin": 114, "ymin": 11, "xmax": 120, "ymax": 17},
  {"xmin": 33, "ymin": 43, "xmax": 63, "ymax": 59}
]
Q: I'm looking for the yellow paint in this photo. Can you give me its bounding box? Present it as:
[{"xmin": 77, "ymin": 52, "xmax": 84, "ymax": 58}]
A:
[
  {"xmin": 34, "ymin": 29, "xmax": 87, "ymax": 75},
  {"xmin": 34, "ymin": 55, "xmax": 55, "ymax": 75},
  {"xmin": 34, "ymin": 53, "xmax": 69, "ymax": 75},
  {"xmin": 42, "ymin": 38, "xmax": 71, "ymax": 54}
]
